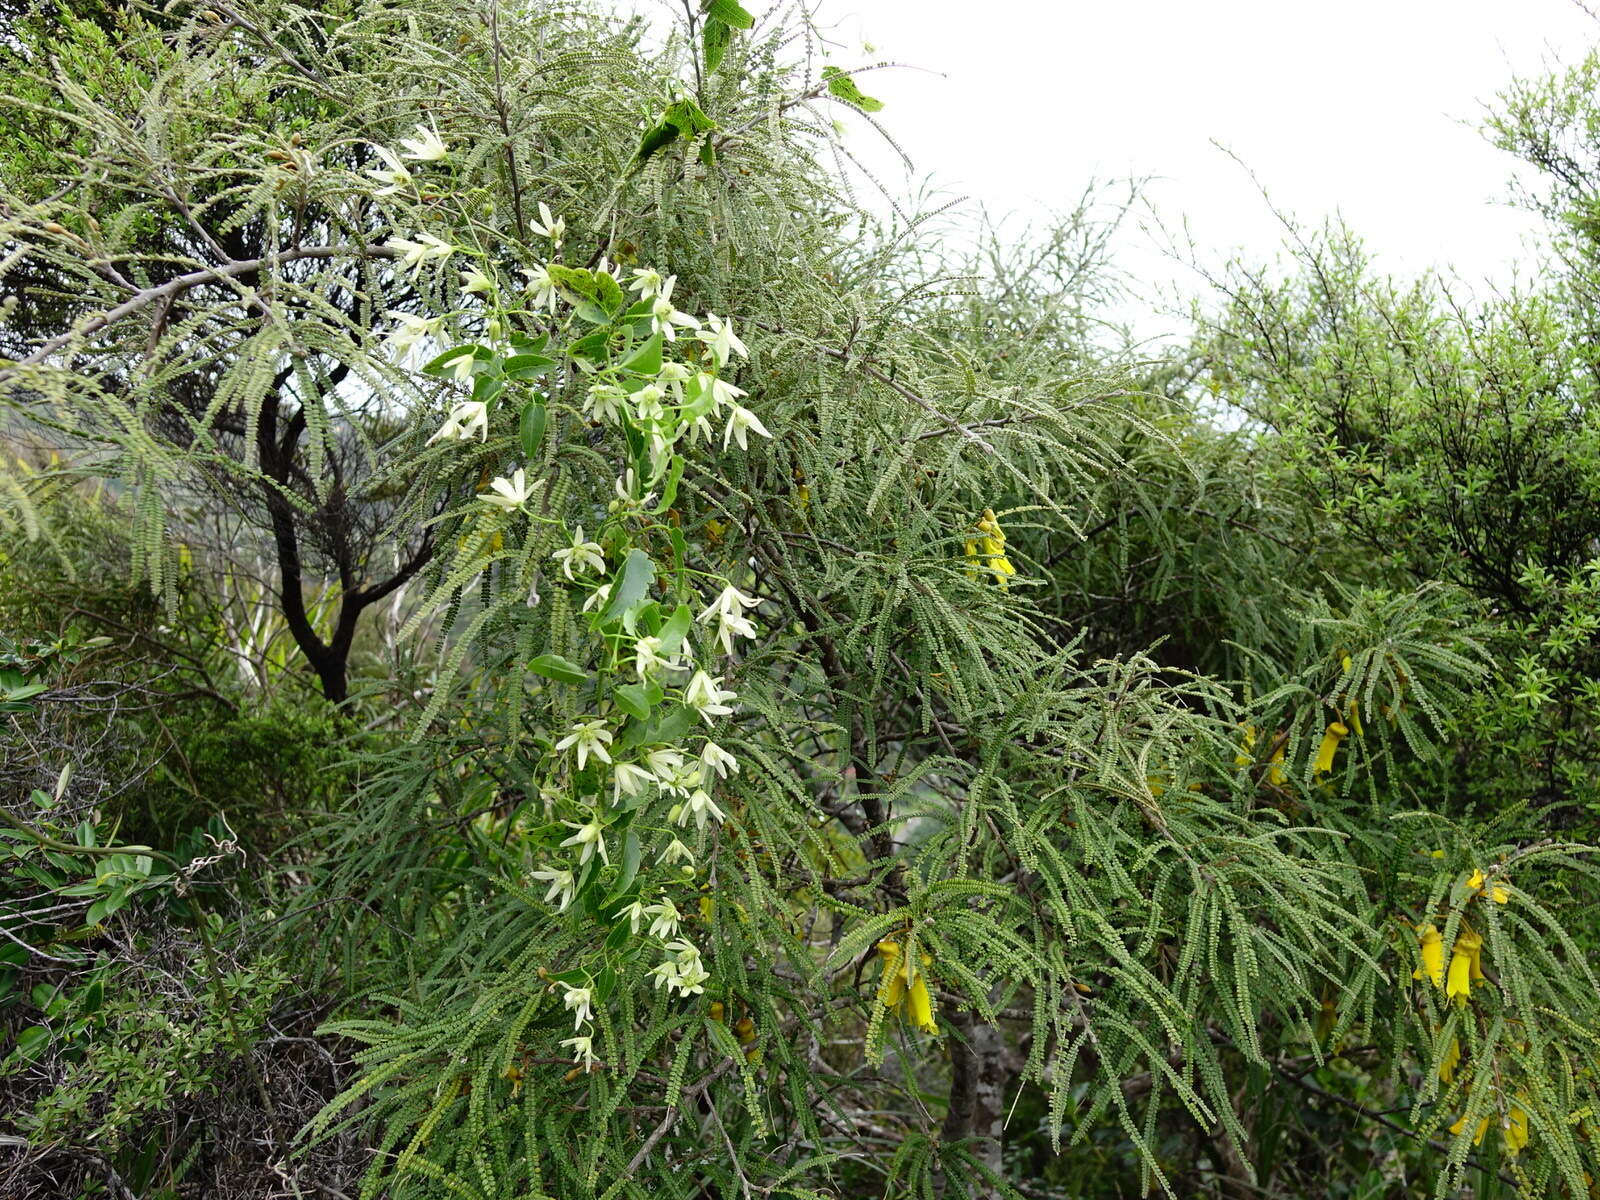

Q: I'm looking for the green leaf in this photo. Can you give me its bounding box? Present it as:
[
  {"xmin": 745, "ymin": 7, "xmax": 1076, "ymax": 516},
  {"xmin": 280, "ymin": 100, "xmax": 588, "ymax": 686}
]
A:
[
  {"xmin": 658, "ymin": 604, "xmax": 693, "ymax": 656},
  {"xmin": 822, "ymin": 65, "xmax": 884, "ymax": 112},
  {"xmin": 519, "ymin": 401, "xmax": 547, "ymax": 460},
  {"xmin": 652, "ymin": 455, "xmax": 686, "ymax": 514},
  {"xmin": 594, "ymin": 271, "xmax": 624, "ymax": 316},
  {"xmin": 619, "ymin": 333, "xmax": 663, "ymax": 377},
  {"xmin": 12, "ymin": 1025, "xmax": 49, "ymax": 1061},
  {"xmin": 613, "ymin": 683, "xmax": 653, "ymax": 721},
  {"xmin": 603, "ymin": 919, "xmax": 633, "ymax": 951},
  {"xmin": 703, "ymin": 0, "xmax": 754, "ymax": 29},
  {"xmin": 569, "ymin": 329, "xmax": 612, "ymax": 362},
  {"xmin": 665, "ymin": 96, "xmax": 716, "ymax": 136},
  {"xmin": 703, "ymin": 17, "xmax": 731, "ymax": 73},
  {"xmin": 548, "ymin": 264, "xmax": 600, "ymax": 303},
  {"xmin": 528, "ymin": 654, "xmax": 589, "ymax": 685},
  {"xmin": 600, "ymin": 550, "xmax": 657, "ymax": 625},
  {"xmin": 420, "ymin": 344, "xmax": 485, "ymax": 377},
  {"xmin": 634, "ymin": 120, "xmax": 679, "ymax": 166},
  {"xmin": 649, "ymin": 703, "xmax": 697, "ymax": 746},
  {"xmin": 503, "ymin": 353, "xmax": 554, "ymax": 380},
  {"xmin": 607, "ymin": 832, "xmax": 642, "ymax": 903}
]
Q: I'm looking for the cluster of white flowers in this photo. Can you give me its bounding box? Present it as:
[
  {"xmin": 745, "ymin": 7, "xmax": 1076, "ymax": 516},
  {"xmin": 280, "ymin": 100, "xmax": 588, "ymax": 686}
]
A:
[
  {"xmin": 648, "ymin": 938, "xmax": 710, "ymax": 998},
  {"xmin": 377, "ymin": 203, "xmax": 777, "ymax": 1068}
]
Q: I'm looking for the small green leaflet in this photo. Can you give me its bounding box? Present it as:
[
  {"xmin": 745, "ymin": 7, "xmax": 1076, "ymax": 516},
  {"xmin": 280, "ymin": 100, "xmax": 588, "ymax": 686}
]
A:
[
  {"xmin": 652, "ymin": 454, "xmax": 686, "ymax": 514},
  {"xmin": 599, "ymin": 549, "xmax": 657, "ymax": 625},
  {"xmin": 528, "ymin": 653, "xmax": 588, "ymax": 685},
  {"xmin": 822, "ymin": 65, "xmax": 884, "ymax": 112}
]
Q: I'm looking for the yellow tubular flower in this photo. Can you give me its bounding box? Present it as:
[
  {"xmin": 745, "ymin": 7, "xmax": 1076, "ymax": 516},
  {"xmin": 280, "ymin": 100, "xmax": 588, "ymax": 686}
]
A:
[
  {"xmin": 1446, "ymin": 930, "xmax": 1481, "ymax": 1006},
  {"xmin": 906, "ymin": 974, "xmax": 937, "ymax": 1034},
  {"xmin": 1312, "ymin": 720, "xmax": 1350, "ymax": 774},
  {"xmin": 1234, "ymin": 724, "xmax": 1259, "ymax": 768},
  {"xmin": 1266, "ymin": 741, "xmax": 1287, "ymax": 786},
  {"xmin": 1439, "ymin": 1036, "xmax": 1461, "ymax": 1083},
  {"xmin": 1506, "ymin": 1096, "xmax": 1531, "ymax": 1154},
  {"xmin": 1450, "ymin": 1113, "xmax": 1491, "ymax": 1146},
  {"xmin": 1413, "ymin": 923, "xmax": 1444, "ymax": 988},
  {"xmin": 1346, "ymin": 699, "xmax": 1363, "ymax": 737},
  {"xmin": 964, "ymin": 509, "xmax": 1017, "ymax": 588},
  {"xmin": 876, "ymin": 940, "xmax": 906, "ymax": 1008},
  {"xmin": 1466, "ymin": 869, "xmax": 1510, "ymax": 904}
]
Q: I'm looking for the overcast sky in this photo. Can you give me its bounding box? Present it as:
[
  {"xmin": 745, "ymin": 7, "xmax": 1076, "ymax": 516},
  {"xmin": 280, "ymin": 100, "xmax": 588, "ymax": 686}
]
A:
[{"xmin": 805, "ymin": 0, "xmax": 1599, "ymax": 337}]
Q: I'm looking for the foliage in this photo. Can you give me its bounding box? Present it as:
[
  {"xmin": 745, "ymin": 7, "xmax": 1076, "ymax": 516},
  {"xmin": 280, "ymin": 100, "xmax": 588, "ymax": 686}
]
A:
[{"xmin": 2, "ymin": 3, "xmax": 1600, "ymax": 1200}]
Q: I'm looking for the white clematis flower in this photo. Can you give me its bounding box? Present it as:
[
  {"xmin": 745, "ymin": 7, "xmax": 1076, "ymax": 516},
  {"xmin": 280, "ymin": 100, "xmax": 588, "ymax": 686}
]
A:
[
  {"xmin": 611, "ymin": 762, "xmax": 655, "ymax": 806},
  {"xmin": 684, "ymin": 671, "xmax": 736, "ymax": 724},
  {"xmin": 481, "ymin": 468, "xmax": 537, "ymax": 511},
  {"xmin": 528, "ymin": 201, "xmax": 565, "ymax": 244},
  {"xmin": 523, "ymin": 262, "xmax": 558, "ymax": 310},
  {"xmin": 723, "ymin": 404, "xmax": 772, "ymax": 451},
  {"xmin": 399, "ymin": 121, "xmax": 449, "ymax": 162},
  {"xmin": 560, "ymin": 816, "xmax": 609, "ymax": 866},
  {"xmin": 634, "ymin": 634, "xmax": 683, "ymax": 680},
  {"xmin": 383, "ymin": 310, "xmax": 442, "ymax": 357},
  {"xmin": 676, "ymin": 787, "xmax": 726, "ymax": 830},
  {"xmin": 644, "ymin": 897, "xmax": 682, "ymax": 940},
  {"xmin": 699, "ymin": 740, "xmax": 739, "ymax": 781},
  {"xmin": 557, "ymin": 981, "xmax": 593, "ymax": 1030},
  {"xmin": 561, "ymin": 1033, "xmax": 599, "ymax": 1070},
  {"xmin": 426, "ymin": 399, "xmax": 489, "ymax": 445},
  {"xmin": 390, "ymin": 232, "xmax": 455, "ymax": 279},
  {"xmin": 529, "ymin": 866, "xmax": 576, "ymax": 911},
  {"xmin": 365, "ymin": 145, "xmax": 412, "ymax": 196},
  {"xmin": 554, "ymin": 718, "xmax": 613, "ymax": 769},
  {"xmin": 694, "ymin": 313, "xmax": 749, "ymax": 368},
  {"xmin": 629, "ymin": 266, "xmax": 665, "ymax": 298},
  {"xmin": 551, "ymin": 526, "xmax": 605, "ymax": 581}
]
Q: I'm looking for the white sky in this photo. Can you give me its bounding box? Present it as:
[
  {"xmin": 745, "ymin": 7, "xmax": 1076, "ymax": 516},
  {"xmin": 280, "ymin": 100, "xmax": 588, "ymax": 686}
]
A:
[{"xmin": 808, "ymin": 0, "xmax": 1599, "ymax": 338}]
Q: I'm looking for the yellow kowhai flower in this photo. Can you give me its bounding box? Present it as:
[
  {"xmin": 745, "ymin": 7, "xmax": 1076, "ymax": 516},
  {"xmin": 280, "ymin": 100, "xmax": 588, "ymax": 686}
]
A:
[
  {"xmin": 1450, "ymin": 1111, "xmax": 1491, "ymax": 1146},
  {"xmin": 1466, "ymin": 868, "xmax": 1510, "ymax": 904},
  {"xmin": 1506, "ymin": 1095, "xmax": 1532, "ymax": 1154},
  {"xmin": 1413, "ymin": 922, "xmax": 1444, "ymax": 988},
  {"xmin": 1266, "ymin": 740, "xmax": 1287, "ymax": 786},
  {"xmin": 906, "ymin": 973, "xmax": 937, "ymax": 1034},
  {"xmin": 1312, "ymin": 720, "xmax": 1349, "ymax": 775},
  {"xmin": 875, "ymin": 939, "xmax": 938, "ymax": 1033},
  {"xmin": 964, "ymin": 508, "xmax": 1016, "ymax": 588},
  {"xmin": 1234, "ymin": 724, "xmax": 1258, "ymax": 769},
  {"xmin": 876, "ymin": 940, "xmax": 907, "ymax": 1008},
  {"xmin": 1339, "ymin": 655, "xmax": 1364, "ymax": 735},
  {"xmin": 1446, "ymin": 929, "xmax": 1482, "ymax": 1006},
  {"xmin": 1439, "ymin": 1036, "xmax": 1461, "ymax": 1083}
]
